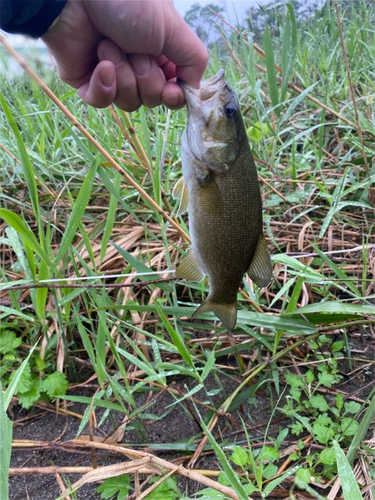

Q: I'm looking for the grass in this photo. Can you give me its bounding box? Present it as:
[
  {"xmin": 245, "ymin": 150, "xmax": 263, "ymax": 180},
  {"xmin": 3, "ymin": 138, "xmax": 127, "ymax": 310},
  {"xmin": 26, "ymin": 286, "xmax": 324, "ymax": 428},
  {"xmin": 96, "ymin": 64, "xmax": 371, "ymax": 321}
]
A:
[{"xmin": 1, "ymin": 1, "xmax": 375, "ymax": 499}]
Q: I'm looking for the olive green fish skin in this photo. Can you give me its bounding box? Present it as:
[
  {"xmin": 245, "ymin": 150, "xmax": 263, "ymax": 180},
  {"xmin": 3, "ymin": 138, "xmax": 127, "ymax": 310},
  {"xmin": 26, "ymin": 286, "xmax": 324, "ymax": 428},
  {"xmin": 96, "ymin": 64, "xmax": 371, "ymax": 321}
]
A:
[
  {"xmin": 178, "ymin": 69, "xmax": 271, "ymax": 328},
  {"xmin": 184, "ymin": 114, "xmax": 262, "ymax": 305}
]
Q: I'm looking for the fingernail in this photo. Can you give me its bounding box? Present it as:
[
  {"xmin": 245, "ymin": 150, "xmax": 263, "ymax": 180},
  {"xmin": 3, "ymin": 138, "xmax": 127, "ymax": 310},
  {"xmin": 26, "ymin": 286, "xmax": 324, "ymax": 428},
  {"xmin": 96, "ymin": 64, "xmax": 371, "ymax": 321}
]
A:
[
  {"xmin": 131, "ymin": 55, "xmax": 151, "ymax": 77},
  {"xmin": 100, "ymin": 67, "xmax": 114, "ymax": 88}
]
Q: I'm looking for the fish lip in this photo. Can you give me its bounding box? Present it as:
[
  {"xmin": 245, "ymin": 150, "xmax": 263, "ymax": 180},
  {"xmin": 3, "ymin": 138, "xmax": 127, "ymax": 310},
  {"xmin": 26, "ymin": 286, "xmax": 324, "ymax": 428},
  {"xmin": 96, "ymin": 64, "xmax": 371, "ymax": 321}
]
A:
[
  {"xmin": 177, "ymin": 77, "xmax": 200, "ymax": 97},
  {"xmin": 200, "ymin": 69, "xmax": 225, "ymax": 89},
  {"xmin": 179, "ymin": 69, "xmax": 226, "ymax": 104}
]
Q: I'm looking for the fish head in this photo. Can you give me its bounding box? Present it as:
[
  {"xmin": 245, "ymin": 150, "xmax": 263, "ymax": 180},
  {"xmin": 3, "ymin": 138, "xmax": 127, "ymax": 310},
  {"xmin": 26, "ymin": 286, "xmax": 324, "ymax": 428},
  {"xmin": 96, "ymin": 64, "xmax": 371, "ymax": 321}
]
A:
[{"xmin": 179, "ymin": 69, "xmax": 242, "ymax": 172}]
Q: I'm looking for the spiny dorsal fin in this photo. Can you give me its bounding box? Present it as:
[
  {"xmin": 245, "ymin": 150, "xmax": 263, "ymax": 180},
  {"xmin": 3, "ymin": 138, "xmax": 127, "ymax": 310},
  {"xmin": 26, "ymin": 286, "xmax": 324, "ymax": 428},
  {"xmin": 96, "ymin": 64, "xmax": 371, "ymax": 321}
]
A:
[
  {"xmin": 172, "ymin": 176, "xmax": 189, "ymax": 217},
  {"xmin": 175, "ymin": 250, "xmax": 205, "ymax": 282},
  {"xmin": 247, "ymin": 233, "xmax": 273, "ymax": 287},
  {"xmin": 193, "ymin": 298, "xmax": 237, "ymax": 331}
]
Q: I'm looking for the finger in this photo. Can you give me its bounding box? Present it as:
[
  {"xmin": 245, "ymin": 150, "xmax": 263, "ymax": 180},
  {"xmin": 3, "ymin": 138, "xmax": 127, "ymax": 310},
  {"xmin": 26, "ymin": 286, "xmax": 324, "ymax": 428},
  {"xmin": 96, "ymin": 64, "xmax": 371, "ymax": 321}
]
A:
[
  {"xmin": 77, "ymin": 60, "xmax": 116, "ymax": 108},
  {"xmin": 98, "ymin": 39, "xmax": 141, "ymax": 111},
  {"xmin": 129, "ymin": 54, "xmax": 166, "ymax": 108},
  {"xmin": 161, "ymin": 81, "xmax": 185, "ymax": 110},
  {"xmin": 163, "ymin": 10, "xmax": 208, "ymax": 88},
  {"xmin": 156, "ymin": 54, "xmax": 169, "ymax": 67},
  {"xmin": 158, "ymin": 58, "xmax": 178, "ymax": 82}
]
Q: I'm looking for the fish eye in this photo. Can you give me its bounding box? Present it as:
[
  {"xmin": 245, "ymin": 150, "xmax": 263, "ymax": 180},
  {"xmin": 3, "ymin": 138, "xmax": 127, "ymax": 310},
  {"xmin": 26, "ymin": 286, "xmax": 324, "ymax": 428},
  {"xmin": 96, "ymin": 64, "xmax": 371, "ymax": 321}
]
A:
[{"xmin": 225, "ymin": 104, "xmax": 237, "ymax": 118}]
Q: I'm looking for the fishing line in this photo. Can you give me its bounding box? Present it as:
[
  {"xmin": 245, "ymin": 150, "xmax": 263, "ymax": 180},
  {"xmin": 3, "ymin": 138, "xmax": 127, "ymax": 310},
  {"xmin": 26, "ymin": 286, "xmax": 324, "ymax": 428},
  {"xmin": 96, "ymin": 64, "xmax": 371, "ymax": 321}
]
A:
[
  {"xmin": 0, "ymin": 271, "xmax": 177, "ymax": 291},
  {"xmin": 38, "ymin": 270, "xmax": 176, "ymax": 283}
]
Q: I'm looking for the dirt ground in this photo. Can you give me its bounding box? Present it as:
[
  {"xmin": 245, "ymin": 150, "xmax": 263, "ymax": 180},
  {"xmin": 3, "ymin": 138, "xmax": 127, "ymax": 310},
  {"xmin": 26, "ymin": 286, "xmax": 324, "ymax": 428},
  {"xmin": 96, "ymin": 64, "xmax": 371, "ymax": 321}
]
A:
[
  {"xmin": 9, "ymin": 329, "xmax": 375, "ymax": 500},
  {"xmin": 9, "ymin": 370, "xmax": 282, "ymax": 500}
]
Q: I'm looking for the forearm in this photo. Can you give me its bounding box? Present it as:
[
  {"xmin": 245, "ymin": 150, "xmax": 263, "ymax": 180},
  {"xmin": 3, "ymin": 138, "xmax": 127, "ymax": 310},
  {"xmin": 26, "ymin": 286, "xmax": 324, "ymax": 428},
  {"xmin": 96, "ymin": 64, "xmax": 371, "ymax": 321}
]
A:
[{"xmin": 0, "ymin": 0, "xmax": 67, "ymax": 37}]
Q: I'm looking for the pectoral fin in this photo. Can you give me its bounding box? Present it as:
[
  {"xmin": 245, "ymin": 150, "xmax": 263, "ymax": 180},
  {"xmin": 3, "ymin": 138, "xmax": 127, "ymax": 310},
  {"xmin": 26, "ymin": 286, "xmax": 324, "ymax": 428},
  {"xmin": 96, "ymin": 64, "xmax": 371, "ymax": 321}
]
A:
[
  {"xmin": 172, "ymin": 176, "xmax": 189, "ymax": 217},
  {"xmin": 199, "ymin": 176, "xmax": 224, "ymax": 216},
  {"xmin": 193, "ymin": 299, "xmax": 237, "ymax": 331},
  {"xmin": 247, "ymin": 233, "xmax": 273, "ymax": 287},
  {"xmin": 175, "ymin": 250, "xmax": 205, "ymax": 282}
]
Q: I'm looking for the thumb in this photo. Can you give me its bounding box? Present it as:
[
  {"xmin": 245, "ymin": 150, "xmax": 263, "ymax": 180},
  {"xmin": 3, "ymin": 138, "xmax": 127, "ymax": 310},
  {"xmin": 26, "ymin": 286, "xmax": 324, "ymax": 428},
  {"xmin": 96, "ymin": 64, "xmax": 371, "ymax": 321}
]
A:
[{"xmin": 163, "ymin": 10, "xmax": 208, "ymax": 88}]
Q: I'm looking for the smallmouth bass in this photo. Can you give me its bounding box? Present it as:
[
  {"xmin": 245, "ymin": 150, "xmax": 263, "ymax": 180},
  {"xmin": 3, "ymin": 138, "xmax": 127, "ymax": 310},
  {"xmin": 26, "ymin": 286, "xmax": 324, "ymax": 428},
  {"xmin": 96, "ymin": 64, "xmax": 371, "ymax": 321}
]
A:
[{"xmin": 174, "ymin": 69, "xmax": 272, "ymax": 330}]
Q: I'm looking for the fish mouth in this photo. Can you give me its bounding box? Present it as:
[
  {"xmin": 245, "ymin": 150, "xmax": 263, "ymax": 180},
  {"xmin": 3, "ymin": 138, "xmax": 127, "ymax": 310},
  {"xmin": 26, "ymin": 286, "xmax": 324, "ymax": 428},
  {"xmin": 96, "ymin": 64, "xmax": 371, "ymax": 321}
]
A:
[{"xmin": 179, "ymin": 69, "xmax": 226, "ymax": 105}]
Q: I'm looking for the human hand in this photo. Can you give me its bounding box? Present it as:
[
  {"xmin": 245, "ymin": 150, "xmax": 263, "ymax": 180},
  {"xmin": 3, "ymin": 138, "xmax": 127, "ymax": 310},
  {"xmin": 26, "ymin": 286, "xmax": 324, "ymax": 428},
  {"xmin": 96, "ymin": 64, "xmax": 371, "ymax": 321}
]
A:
[{"xmin": 42, "ymin": 0, "xmax": 208, "ymax": 111}]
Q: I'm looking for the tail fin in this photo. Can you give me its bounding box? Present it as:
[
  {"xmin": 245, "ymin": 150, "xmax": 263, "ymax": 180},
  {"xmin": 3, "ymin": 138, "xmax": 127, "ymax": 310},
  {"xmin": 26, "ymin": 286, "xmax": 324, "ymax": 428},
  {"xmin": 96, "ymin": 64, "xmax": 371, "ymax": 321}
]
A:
[{"xmin": 193, "ymin": 298, "xmax": 237, "ymax": 331}]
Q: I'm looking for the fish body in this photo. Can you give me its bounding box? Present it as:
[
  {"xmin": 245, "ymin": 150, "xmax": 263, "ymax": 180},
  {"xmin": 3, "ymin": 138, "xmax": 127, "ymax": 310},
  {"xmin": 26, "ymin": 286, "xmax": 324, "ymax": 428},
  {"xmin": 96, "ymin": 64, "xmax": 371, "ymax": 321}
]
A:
[{"xmin": 174, "ymin": 70, "xmax": 272, "ymax": 330}]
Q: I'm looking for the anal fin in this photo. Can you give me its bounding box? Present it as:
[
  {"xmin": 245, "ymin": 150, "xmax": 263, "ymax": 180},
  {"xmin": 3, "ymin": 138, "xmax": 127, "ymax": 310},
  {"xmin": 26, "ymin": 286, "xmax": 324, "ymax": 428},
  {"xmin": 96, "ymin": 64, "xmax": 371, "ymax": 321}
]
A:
[
  {"xmin": 175, "ymin": 250, "xmax": 205, "ymax": 282},
  {"xmin": 247, "ymin": 233, "xmax": 273, "ymax": 287}
]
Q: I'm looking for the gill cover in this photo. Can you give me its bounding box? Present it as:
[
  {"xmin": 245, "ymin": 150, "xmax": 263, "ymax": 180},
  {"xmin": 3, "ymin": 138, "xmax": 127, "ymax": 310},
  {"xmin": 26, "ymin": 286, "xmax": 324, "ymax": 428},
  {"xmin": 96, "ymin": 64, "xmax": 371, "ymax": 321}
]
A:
[{"xmin": 180, "ymin": 70, "xmax": 242, "ymax": 171}]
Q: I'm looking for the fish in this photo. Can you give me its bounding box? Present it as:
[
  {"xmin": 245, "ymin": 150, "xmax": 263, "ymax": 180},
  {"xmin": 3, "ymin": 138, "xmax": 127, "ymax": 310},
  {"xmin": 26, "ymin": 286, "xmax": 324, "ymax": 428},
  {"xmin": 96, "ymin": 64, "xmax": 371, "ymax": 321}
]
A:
[{"xmin": 173, "ymin": 69, "xmax": 272, "ymax": 331}]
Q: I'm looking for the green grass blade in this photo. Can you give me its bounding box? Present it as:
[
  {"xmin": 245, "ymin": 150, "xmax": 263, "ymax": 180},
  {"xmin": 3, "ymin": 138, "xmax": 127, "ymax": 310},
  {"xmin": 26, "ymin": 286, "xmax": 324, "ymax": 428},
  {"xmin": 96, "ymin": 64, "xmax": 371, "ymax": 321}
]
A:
[
  {"xmin": 269, "ymin": 277, "xmax": 296, "ymax": 309},
  {"xmin": 313, "ymin": 246, "xmax": 360, "ymax": 297},
  {"xmin": 0, "ymin": 92, "xmax": 39, "ymax": 222},
  {"xmin": 24, "ymin": 238, "xmax": 37, "ymax": 280},
  {"xmin": 98, "ymin": 303, "xmax": 316, "ymax": 333},
  {"xmin": 285, "ymin": 276, "xmax": 304, "ymax": 313},
  {"xmin": 201, "ymin": 349, "xmax": 215, "ymax": 382},
  {"xmin": 200, "ymin": 420, "xmax": 249, "ymax": 500},
  {"xmin": 319, "ymin": 201, "xmax": 371, "ymax": 239},
  {"xmin": 4, "ymin": 343, "xmax": 37, "ymax": 410},
  {"xmin": 280, "ymin": 9, "xmax": 291, "ymax": 102},
  {"xmin": 4, "ymin": 227, "xmax": 32, "ymax": 281},
  {"xmin": 62, "ymin": 119, "xmax": 95, "ymax": 163},
  {"xmin": 100, "ymin": 171, "xmax": 121, "ymax": 265},
  {"xmin": 286, "ymin": 302, "xmax": 375, "ymax": 316},
  {"xmin": 35, "ymin": 258, "xmax": 49, "ymax": 320},
  {"xmin": 60, "ymin": 395, "xmax": 126, "ymax": 413},
  {"xmin": 0, "ymin": 305, "xmax": 36, "ymax": 322},
  {"xmin": 53, "ymin": 157, "xmax": 99, "ymax": 268},
  {"xmin": 274, "ymin": 276, "xmax": 304, "ymax": 353},
  {"xmin": 0, "ymin": 384, "xmax": 12, "ymax": 500},
  {"xmin": 263, "ymin": 465, "xmax": 300, "ymax": 497},
  {"xmin": 0, "ymin": 278, "xmax": 30, "ymax": 292},
  {"xmin": 97, "ymin": 166, "xmax": 147, "ymax": 230},
  {"xmin": 115, "ymin": 347, "xmax": 157, "ymax": 378},
  {"xmin": 332, "ymin": 440, "xmax": 362, "ymax": 500},
  {"xmin": 110, "ymin": 241, "xmax": 172, "ymax": 292},
  {"xmin": 244, "ymin": 32, "xmax": 256, "ymax": 90},
  {"xmin": 75, "ymin": 316, "xmax": 97, "ymax": 371},
  {"xmin": 0, "ymin": 209, "xmax": 50, "ymax": 266},
  {"xmin": 279, "ymin": 81, "xmax": 319, "ymax": 127},
  {"xmin": 154, "ymin": 301, "xmax": 193, "ymax": 368},
  {"xmin": 240, "ymin": 325, "xmax": 274, "ymax": 351},
  {"xmin": 139, "ymin": 107, "xmax": 153, "ymax": 164},
  {"xmin": 96, "ymin": 308, "xmax": 110, "ymax": 387},
  {"xmin": 78, "ymin": 222, "xmax": 96, "ymax": 267},
  {"xmin": 280, "ymin": 3, "xmax": 297, "ymax": 102},
  {"xmin": 347, "ymin": 389, "xmax": 375, "ymax": 465},
  {"xmin": 264, "ymin": 22, "xmax": 280, "ymax": 116},
  {"xmin": 158, "ymin": 362, "xmax": 199, "ymax": 379},
  {"xmin": 272, "ymin": 254, "xmax": 323, "ymax": 280}
]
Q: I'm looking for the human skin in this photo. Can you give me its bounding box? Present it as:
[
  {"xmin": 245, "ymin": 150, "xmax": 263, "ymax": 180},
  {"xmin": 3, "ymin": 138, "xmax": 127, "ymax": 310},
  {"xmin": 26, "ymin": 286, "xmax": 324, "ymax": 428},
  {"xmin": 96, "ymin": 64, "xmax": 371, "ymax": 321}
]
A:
[{"xmin": 41, "ymin": 0, "xmax": 208, "ymax": 111}]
